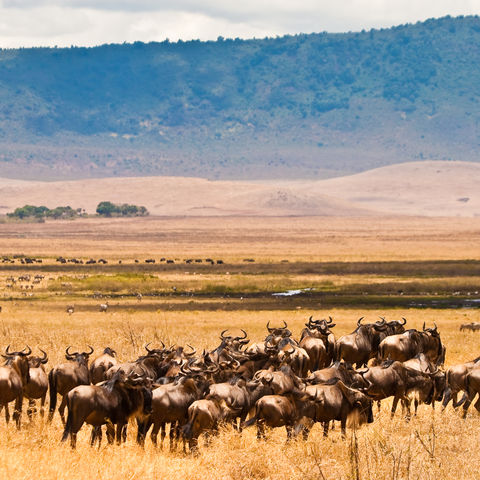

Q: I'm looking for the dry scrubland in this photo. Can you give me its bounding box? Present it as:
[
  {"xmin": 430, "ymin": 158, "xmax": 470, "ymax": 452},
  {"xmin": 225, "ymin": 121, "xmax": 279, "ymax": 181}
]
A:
[{"xmin": 0, "ymin": 215, "xmax": 479, "ymax": 479}]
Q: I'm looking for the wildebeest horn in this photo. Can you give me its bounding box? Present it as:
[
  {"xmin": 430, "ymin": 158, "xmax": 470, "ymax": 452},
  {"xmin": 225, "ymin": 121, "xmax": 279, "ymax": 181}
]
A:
[
  {"xmin": 85, "ymin": 345, "xmax": 94, "ymax": 356},
  {"xmin": 65, "ymin": 346, "xmax": 78, "ymax": 358},
  {"xmin": 327, "ymin": 316, "xmax": 334, "ymax": 324},
  {"xmin": 266, "ymin": 321, "xmax": 274, "ymax": 333},
  {"xmin": 237, "ymin": 329, "xmax": 248, "ymax": 340},
  {"xmin": 20, "ymin": 345, "xmax": 32, "ymax": 356},
  {"xmin": 220, "ymin": 329, "xmax": 229, "ymax": 340},
  {"xmin": 5, "ymin": 345, "xmax": 13, "ymax": 355},
  {"xmin": 144, "ymin": 342, "xmax": 153, "ymax": 353},
  {"xmin": 185, "ymin": 344, "xmax": 196, "ymax": 357},
  {"xmin": 433, "ymin": 322, "xmax": 438, "ymax": 331},
  {"xmin": 423, "ymin": 322, "xmax": 426, "ymax": 331},
  {"xmin": 38, "ymin": 348, "xmax": 48, "ymax": 364},
  {"xmin": 357, "ymin": 317, "xmax": 365, "ymax": 326},
  {"xmin": 284, "ymin": 345, "xmax": 295, "ymax": 355},
  {"xmin": 180, "ymin": 361, "xmax": 191, "ymax": 375},
  {"xmin": 281, "ymin": 320, "xmax": 288, "ymax": 329},
  {"xmin": 400, "ymin": 317, "xmax": 407, "ymax": 325}
]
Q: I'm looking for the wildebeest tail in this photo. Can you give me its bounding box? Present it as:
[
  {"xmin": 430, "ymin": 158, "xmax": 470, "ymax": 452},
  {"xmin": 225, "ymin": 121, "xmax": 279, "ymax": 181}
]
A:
[
  {"xmin": 48, "ymin": 369, "xmax": 57, "ymax": 416},
  {"xmin": 241, "ymin": 415, "xmax": 258, "ymax": 428}
]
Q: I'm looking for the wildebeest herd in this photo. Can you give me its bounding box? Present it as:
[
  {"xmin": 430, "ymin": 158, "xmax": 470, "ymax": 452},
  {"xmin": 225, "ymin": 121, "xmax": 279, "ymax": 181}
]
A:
[{"xmin": 1, "ymin": 317, "xmax": 480, "ymax": 451}]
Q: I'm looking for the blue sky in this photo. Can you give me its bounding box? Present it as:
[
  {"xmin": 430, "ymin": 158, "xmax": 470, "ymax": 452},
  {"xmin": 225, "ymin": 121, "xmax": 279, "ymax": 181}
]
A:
[{"xmin": 1, "ymin": 0, "xmax": 479, "ymax": 47}]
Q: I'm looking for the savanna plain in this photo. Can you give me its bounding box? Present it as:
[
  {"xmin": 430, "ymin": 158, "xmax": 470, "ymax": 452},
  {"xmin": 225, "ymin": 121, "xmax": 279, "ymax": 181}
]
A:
[{"xmin": 0, "ymin": 215, "xmax": 480, "ymax": 480}]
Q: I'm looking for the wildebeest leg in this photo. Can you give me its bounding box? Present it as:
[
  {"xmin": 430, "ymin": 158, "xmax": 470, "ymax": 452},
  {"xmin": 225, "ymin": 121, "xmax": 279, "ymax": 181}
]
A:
[
  {"xmin": 174, "ymin": 422, "xmax": 181, "ymax": 449},
  {"xmin": 323, "ymin": 422, "xmax": 329, "ymax": 437},
  {"xmin": 106, "ymin": 423, "xmax": 115, "ymax": 444},
  {"xmin": 13, "ymin": 394, "xmax": 23, "ymax": 429},
  {"xmin": 286, "ymin": 425, "xmax": 293, "ymax": 441},
  {"xmin": 340, "ymin": 418, "xmax": 347, "ymax": 439},
  {"xmin": 27, "ymin": 399, "xmax": 36, "ymax": 421},
  {"xmin": 257, "ymin": 421, "xmax": 266, "ymax": 440},
  {"xmin": 121, "ymin": 424, "xmax": 127, "ymax": 443},
  {"xmin": 4, "ymin": 404, "xmax": 10, "ymax": 424},
  {"xmin": 150, "ymin": 421, "xmax": 160, "ymax": 447},
  {"xmin": 160, "ymin": 423, "xmax": 166, "ymax": 448},
  {"xmin": 116, "ymin": 422, "xmax": 126, "ymax": 445},
  {"xmin": 70, "ymin": 433, "xmax": 77, "ymax": 449},
  {"xmin": 40, "ymin": 394, "xmax": 46, "ymax": 418},
  {"xmin": 377, "ymin": 400, "xmax": 381, "ymax": 412},
  {"xmin": 58, "ymin": 396, "xmax": 67, "ymax": 425},
  {"xmin": 136, "ymin": 418, "xmax": 150, "ymax": 446},
  {"xmin": 90, "ymin": 426, "xmax": 102, "ymax": 448},
  {"xmin": 391, "ymin": 396, "xmax": 401, "ymax": 418},
  {"xmin": 441, "ymin": 387, "xmax": 451, "ymax": 411},
  {"xmin": 169, "ymin": 421, "xmax": 176, "ymax": 450}
]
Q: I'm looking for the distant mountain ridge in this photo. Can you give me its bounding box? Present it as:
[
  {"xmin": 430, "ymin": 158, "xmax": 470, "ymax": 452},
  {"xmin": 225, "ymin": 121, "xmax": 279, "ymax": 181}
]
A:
[{"xmin": 1, "ymin": 16, "xmax": 480, "ymax": 180}]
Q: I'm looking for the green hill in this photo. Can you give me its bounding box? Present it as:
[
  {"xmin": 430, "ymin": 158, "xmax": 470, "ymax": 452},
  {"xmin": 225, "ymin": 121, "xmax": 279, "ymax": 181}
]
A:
[{"xmin": 1, "ymin": 15, "xmax": 479, "ymax": 180}]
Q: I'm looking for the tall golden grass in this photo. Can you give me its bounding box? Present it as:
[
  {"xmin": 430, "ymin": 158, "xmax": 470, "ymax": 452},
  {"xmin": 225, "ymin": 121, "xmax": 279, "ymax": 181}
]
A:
[{"xmin": 0, "ymin": 304, "xmax": 479, "ymax": 479}]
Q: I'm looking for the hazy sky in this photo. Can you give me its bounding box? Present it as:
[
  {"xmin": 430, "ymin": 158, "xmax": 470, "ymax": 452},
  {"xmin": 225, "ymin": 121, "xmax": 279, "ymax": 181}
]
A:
[{"xmin": 1, "ymin": 0, "xmax": 479, "ymax": 48}]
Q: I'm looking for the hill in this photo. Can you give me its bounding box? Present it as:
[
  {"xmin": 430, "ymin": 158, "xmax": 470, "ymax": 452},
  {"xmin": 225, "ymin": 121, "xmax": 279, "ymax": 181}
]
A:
[
  {"xmin": 0, "ymin": 161, "xmax": 478, "ymax": 217},
  {"xmin": 1, "ymin": 16, "xmax": 480, "ymax": 180}
]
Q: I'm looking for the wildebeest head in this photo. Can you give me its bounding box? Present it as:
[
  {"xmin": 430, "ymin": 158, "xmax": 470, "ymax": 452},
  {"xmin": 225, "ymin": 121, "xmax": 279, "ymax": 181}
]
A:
[
  {"xmin": 65, "ymin": 345, "xmax": 94, "ymax": 365},
  {"xmin": 3, "ymin": 345, "xmax": 32, "ymax": 384},
  {"xmin": 336, "ymin": 380, "xmax": 374, "ymax": 425},
  {"xmin": 102, "ymin": 347, "xmax": 117, "ymax": 357},
  {"xmin": 264, "ymin": 321, "xmax": 292, "ymax": 345},
  {"xmin": 27, "ymin": 348, "xmax": 48, "ymax": 368}
]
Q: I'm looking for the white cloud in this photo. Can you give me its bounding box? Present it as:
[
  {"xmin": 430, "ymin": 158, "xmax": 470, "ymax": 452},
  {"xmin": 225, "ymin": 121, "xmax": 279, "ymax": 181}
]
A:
[{"xmin": 0, "ymin": 1, "xmax": 479, "ymax": 47}]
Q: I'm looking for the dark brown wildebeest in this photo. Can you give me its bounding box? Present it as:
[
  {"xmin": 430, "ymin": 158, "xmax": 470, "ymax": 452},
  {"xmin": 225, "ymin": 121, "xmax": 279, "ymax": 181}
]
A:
[
  {"xmin": 242, "ymin": 390, "xmax": 320, "ymax": 440},
  {"xmin": 402, "ymin": 353, "xmax": 445, "ymax": 414},
  {"xmin": 24, "ymin": 349, "xmax": 49, "ymax": 419},
  {"xmin": 335, "ymin": 318, "xmax": 406, "ymax": 368},
  {"xmin": 299, "ymin": 317, "xmax": 336, "ymax": 372},
  {"xmin": 247, "ymin": 365, "xmax": 304, "ymax": 395},
  {"xmin": 182, "ymin": 397, "xmax": 234, "ymax": 451},
  {"xmin": 89, "ymin": 347, "xmax": 118, "ymax": 385},
  {"xmin": 61, "ymin": 370, "xmax": 152, "ymax": 448},
  {"xmin": 0, "ymin": 345, "xmax": 31, "ymax": 428},
  {"xmin": 359, "ymin": 360, "xmax": 438, "ymax": 419},
  {"xmin": 461, "ymin": 368, "xmax": 480, "ymax": 418},
  {"xmin": 378, "ymin": 323, "xmax": 445, "ymax": 366},
  {"xmin": 442, "ymin": 355, "xmax": 480, "ymax": 410},
  {"xmin": 48, "ymin": 346, "xmax": 94, "ymax": 423},
  {"xmin": 143, "ymin": 361, "xmax": 215, "ymax": 450},
  {"xmin": 299, "ymin": 379, "xmax": 374, "ymax": 438}
]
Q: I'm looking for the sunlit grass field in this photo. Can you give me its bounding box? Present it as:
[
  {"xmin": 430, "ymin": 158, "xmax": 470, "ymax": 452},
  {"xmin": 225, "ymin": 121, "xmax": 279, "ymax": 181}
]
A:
[
  {"xmin": 0, "ymin": 305, "xmax": 479, "ymax": 479},
  {"xmin": 0, "ymin": 215, "xmax": 479, "ymax": 479}
]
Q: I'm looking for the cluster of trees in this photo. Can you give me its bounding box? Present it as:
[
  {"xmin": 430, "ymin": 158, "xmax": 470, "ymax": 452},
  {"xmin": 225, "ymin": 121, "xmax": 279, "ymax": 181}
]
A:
[
  {"xmin": 7, "ymin": 205, "xmax": 85, "ymax": 220},
  {"xmin": 7, "ymin": 202, "xmax": 149, "ymax": 219},
  {"xmin": 95, "ymin": 201, "xmax": 149, "ymax": 217}
]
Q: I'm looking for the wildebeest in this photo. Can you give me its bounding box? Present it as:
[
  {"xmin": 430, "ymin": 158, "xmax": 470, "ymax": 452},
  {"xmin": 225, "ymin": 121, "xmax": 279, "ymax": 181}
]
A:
[
  {"xmin": 0, "ymin": 345, "xmax": 31, "ymax": 428},
  {"xmin": 182, "ymin": 398, "xmax": 233, "ymax": 451},
  {"xmin": 242, "ymin": 391, "xmax": 317, "ymax": 440},
  {"xmin": 460, "ymin": 322, "xmax": 480, "ymax": 332},
  {"xmin": 442, "ymin": 355, "xmax": 480, "ymax": 410},
  {"xmin": 48, "ymin": 346, "xmax": 94, "ymax": 423},
  {"xmin": 335, "ymin": 318, "xmax": 406, "ymax": 367},
  {"xmin": 24, "ymin": 349, "xmax": 49, "ymax": 419},
  {"xmin": 462, "ymin": 368, "xmax": 480, "ymax": 418},
  {"xmin": 299, "ymin": 379, "xmax": 374, "ymax": 438},
  {"xmin": 359, "ymin": 360, "xmax": 438, "ymax": 419},
  {"xmin": 378, "ymin": 323, "xmax": 445, "ymax": 366},
  {"xmin": 299, "ymin": 317, "xmax": 336, "ymax": 372},
  {"xmin": 89, "ymin": 347, "xmax": 118, "ymax": 385},
  {"xmin": 61, "ymin": 370, "xmax": 152, "ymax": 448}
]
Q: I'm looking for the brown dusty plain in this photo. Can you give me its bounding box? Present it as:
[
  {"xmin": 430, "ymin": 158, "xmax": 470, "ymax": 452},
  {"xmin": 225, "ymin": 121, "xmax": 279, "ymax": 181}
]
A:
[{"xmin": 0, "ymin": 215, "xmax": 479, "ymax": 479}]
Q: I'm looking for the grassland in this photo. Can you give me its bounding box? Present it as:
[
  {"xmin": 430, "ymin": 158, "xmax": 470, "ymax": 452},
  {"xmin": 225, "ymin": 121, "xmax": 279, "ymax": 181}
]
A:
[{"xmin": 0, "ymin": 215, "xmax": 479, "ymax": 479}]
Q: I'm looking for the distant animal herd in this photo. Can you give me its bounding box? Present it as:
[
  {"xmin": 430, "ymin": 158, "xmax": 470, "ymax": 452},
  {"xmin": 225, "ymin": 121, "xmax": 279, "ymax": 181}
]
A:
[{"xmin": 1, "ymin": 316, "xmax": 480, "ymax": 451}]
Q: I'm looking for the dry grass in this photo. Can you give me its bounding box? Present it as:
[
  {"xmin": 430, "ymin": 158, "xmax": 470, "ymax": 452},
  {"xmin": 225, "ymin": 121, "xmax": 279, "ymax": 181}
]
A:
[
  {"xmin": 0, "ymin": 305, "xmax": 479, "ymax": 479},
  {"xmin": 0, "ymin": 215, "xmax": 479, "ymax": 479}
]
